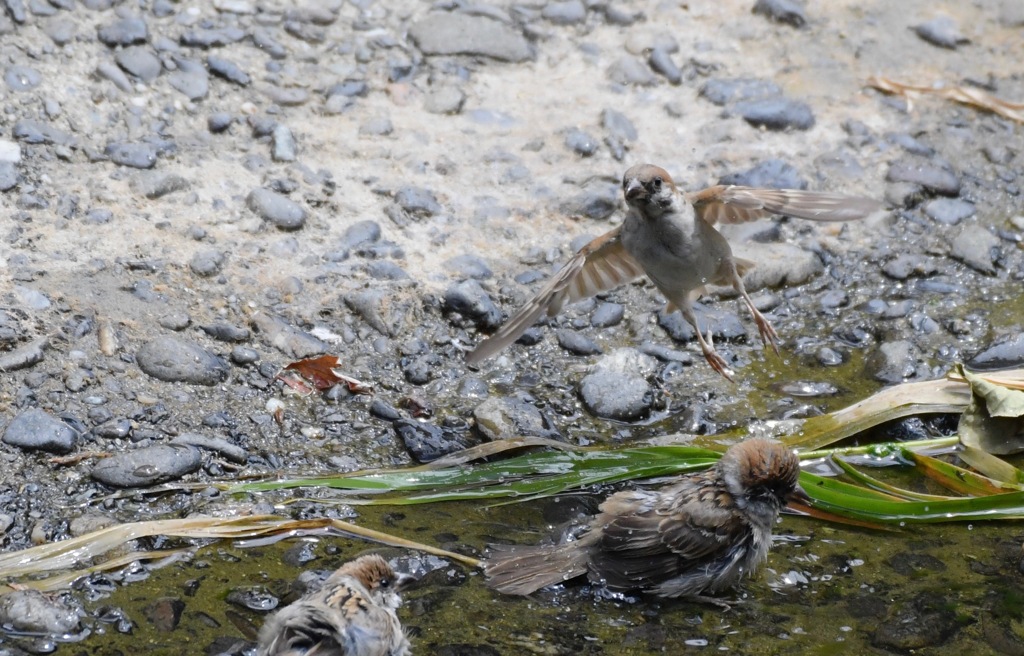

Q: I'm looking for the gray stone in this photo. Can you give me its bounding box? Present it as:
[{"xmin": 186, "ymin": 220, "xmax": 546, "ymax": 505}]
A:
[
  {"xmin": 445, "ymin": 254, "xmax": 492, "ymax": 280},
  {"xmin": 97, "ymin": 17, "xmax": 148, "ymax": 46},
  {"xmin": 13, "ymin": 119, "xmax": 72, "ymax": 145},
  {"xmin": 950, "ymin": 224, "xmax": 999, "ymax": 275},
  {"xmin": 180, "ymin": 26, "xmax": 245, "ymax": 47},
  {"xmin": 131, "ymin": 172, "xmax": 189, "ymax": 199},
  {"xmin": 171, "ymin": 433, "xmax": 247, "ymax": 463},
  {"xmin": 116, "ymin": 46, "xmax": 162, "ymax": 82},
  {"xmin": 394, "ymin": 419, "xmax": 470, "ymax": 463},
  {"xmin": 271, "ymin": 125, "xmax": 297, "ymax": 162},
  {"xmin": 359, "ymin": 116, "xmax": 394, "ymax": 136},
  {"xmin": 886, "ymin": 158, "xmax": 961, "ymax": 196},
  {"xmin": 208, "ymin": 112, "xmax": 234, "ymax": 133},
  {"xmin": 444, "ymin": 280, "xmax": 501, "ymax": 330},
  {"xmin": 608, "ymin": 55, "xmax": 658, "ymax": 86},
  {"xmin": 0, "ymin": 589, "xmax": 80, "ymax": 635},
  {"xmin": 136, "ymin": 336, "xmax": 229, "ymax": 385},
  {"xmin": 345, "ymin": 289, "xmax": 414, "ymax": 337},
  {"xmin": 167, "ymin": 57, "xmax": 208, "ymax": 100},
  {"xmin": 424, "ymin": 85, "xmax": 466, "ymax": 114},
  {"xmin": 409, "ymin": 13, "xmax": 532, "ymax": 62},
  {"xmin": 207, "ymin": 55, "xmax": 250, "ymax": 86},
  {"xmin": 578, "ymin": 348, "xmax": 657, "ymax": 421},
  {"xmin": 247, "ymin": 188, "xmax": 306, "ymax": 230},
  {"xmin": 564, "ymin": 128, "xmax": 599, "ymax": 157},
  {"xmin": 251, "ymin": 312, "xmax": 328, "ymax": 358},
  {"xmin": 97, "ymin": 60, "xmax": 133, "ymax": 91},
  {"xmin": 542, "ymin": 0, "xmax": 586, "ymax": 24},
  {"xmin": 0, "ymin": 161, "xmax": 17, "ymax": 191},
  {"xmin": 752, "ymin": 0, "xmax": 807, "ymax": 27},
  {"xmin": 967, "ymin": 333, "xmax": 1024, "ymax": 371},
  {"xmin": 648, "ymin": 47, "xmax": 682, "ymax": 84},
  {"xmin": 91, "ymin": 444, "xmax": 203, "ymax": 487},
  {"xmin": 3, "ymin": 408, "xmax": 78, "ymax": 454},
  {"xmin": 864, "ymin": 340, "xmax": 918, "ymax": 383},
  {"xmin": 923, "ymin": 198, "xmax": 975, "ymax": 225},
  {"xmin": 556, "ymin": 329, "xmax": 602, "ymax": 356},
  {"xmin": 105, "ymin": 142, "xmax": 158, "ymax": 169},
  {"xmin": 190, "ymin": 249, "xmax": 226, "ymax": 277},
  {"xmin": 473, "ymin": 396, "xmax": 561, "ymax": 441},
  {"xmin": 42, "ymin": 17, "xmax": 76, "ymax": 44},
  {"xmin": 395, "ymin": 186, "xmax": 441, "ymax": 217},
  {"xmin": 591, "ymin": 302, "xmax": 624, "ymax": 328},
  {"xmin": 4, "ymin": 65, "xmax": 42, "ymax": 92},
  {"xmin": 720, "ymin": 159, "xmax": 807, "ymax": 189},
  {"xmin": 914, "ymin": 16, "xmax": 968, "ymax": 49},
  {"xmin": 338, "ymin": 220, "xmax": 381, "ymax": 252},
  {"xmin": 701, "ymin": 77, "xmax": 781, "ymax": 106},
  {"xmin": 735, "ymin": 97, "xmax": 815, "ymax": 131}
]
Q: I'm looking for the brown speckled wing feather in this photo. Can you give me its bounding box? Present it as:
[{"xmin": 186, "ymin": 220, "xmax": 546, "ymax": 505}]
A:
[
  {"xmin": 466, "ymin": 228, "xmax": 643, "ymax": 365},
  {"xmin": 688, "ymin": 185, "xmax": 883, "ymax": 226}
]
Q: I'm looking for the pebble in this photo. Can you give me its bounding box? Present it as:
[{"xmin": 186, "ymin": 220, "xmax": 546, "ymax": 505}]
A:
[
  {"xmin": 720, "ymin": 159, "xmax": 807, "ymax": 189},
  {"xmin": 167, "ymin": 57, "xmax": 209, "ymax": 100},
  {"xmin": 542, "ymin": 0, "xmax": 586, "ymax": 25},
  {"xmin": 445, "ymin": 254, "xmax": 492, "ymax": 280},
  {"xmin": 591, "ymin": 302, "xmax": 624, "ymax": 328},
  {"xmin": 105, "ymin": 142, "xmax": 158, "ymax": 169},
  {"xmin": 556, "ymin": 329, "xmax": 602, "ymax": 356},
  {"xmin": 96, "ymin": 60, "xmax": 133, "ymax": 91},
  {"xmin": 345, "ymin": 289, "xmax": 410, "ymax": 336},
  {"xmin": 886, "ymin": 158, "xmax": 961, "ymax": 196},
  {"xmin": 735, "ymin": 97, "xmax": 815, "ymax": 131},
  {"xmin": 950, "ymin": 224, "xmax": 999, "ymax": 275},
  {"xmin": 250, "ymin": 312, "xmax": 328, "ymax": 358},
  {"xmin": 338, "ymin": 219, "xmax": 381, "ymax": 252},
  {"xmin": 14, "ymin": 118, "xmax": 72, "ymax": 145},
  {"xmin": 424, "ymin": 85, "xmax": 465, "ymax": 114},
  {"xmin": 395, "ymin": 186, "xmax": 441, "ymax": 218},
  {"xmin": 863, "ymin": 340, "xmax": 918, "ymax": 383},
  {"xmin": 247, "ymin": 188, "xmax": 306, "ymax": 230},
  {"xmin": 872, "ymin": 594, "xmax": 959, "ymax": 651},
  {"xmin": 207, "ymin": 55, "xmax": 250, "ymax": 86},
  {"xmin": 564, "ymin": 128, "xmax": 599, "ymax": 157},
  {"xmin": 0, "ymin": 589, "xmax": 80, "ymax": 634},
  {"xmin": 752, "ymin": 0, "xmax": 808, "ymax": 27},
  {"xmin": 659, "ymin": 305, "xmax": 746, "ymax": 343},
  {"xmin": 180, "ymin": 26, "xmax": 246, "ymax": 48},
  {"xmin": 131, "ymin": 172, "xmax": 190, "ymax": 199},
  {"xmin": 366, "ymin": 261, "xmax": 409, "ymax": 280},
  {"xmin": 271, "ymin": 124, "xmax": 297, "ymax": 162},
  {"xmin": 42, "ymin": 17, "xmax": 76, "ymax": 44},
  {"xmin": 608, "ymin": 56, "xmax": 659, "ymax": 86},
  {"xmin": 97, "ymin": 17, "xmax": 148, "ymax": 46},
  {"xmin": 0, "ymin": 338, "xmax": 46, "ymax": 371},
  {"xmin": 923, "ymin": 198, "xmax": 975, "ymax": 225},
  {"xmin": 115, "ymin": 46, "xmax": 161, "ymax": 82},
  {"xmin": 393, "ymin": 419, "xmax": 470, "ymax": 463},
  {"xmin": 967, "ymin": 333, "xmax": 1024, "ymax": 371},
  {"xmin": 200, "ymin": 323, "xmax": 249, "ymax": 342},
  {"xmin": 208, "ymin": 112, "xmax": 234, "ymax": 133},
  {"xmin": 2, "ymin": 407, "xmax": 78, "ymax": 454},
  {"xmin": 136, "ymin": 336, "xmax": 230, "ymax": 385},
  {"xmin": 578, "ymin": 348, "xmax": 656, "ymax": 421},
  {"xmin": 473, "ymin": 396, "xmax": 561, "ymax": 441},
  {"xmin": 408, "ymin": 13, "xmax": 532, "ymax": 62},
  {"xmin": 4, "ymin": 65, "xmax": 42, "ymax": 92},
  {"xmin": 91, "ymin": 443, "xmax": 203, "ymax": 487},
  {"xmin": 171, "ymin": 433, "xmax": 247, "ymax": 464},
  {"xmin": 701, "ymin": 77, "xmax": 781, "ymax": 106},
  {"xmin": 881, "ymin": 255, "xmax": 940, "ymax": 280},
  {"xmin": 443, "ymin": 280, "xmax": 502, "ymax": 330},
  {"xmin": 914, "ymin": 16, "xmax": 968, "ymax": 49},
  {"xmin": 229, "ymin": 346, "xmax": 260, "ymax": 365},
  {"xmin": 0, "ymin": 161, "xmax": 18, "ymax": 191},
  {"xmin": 648, "ymin": 47, "xmax": 682, "ymax": 84},
  {"xmin": 354, "ymin": 111, "xmax": 391, "ymax": 134}
]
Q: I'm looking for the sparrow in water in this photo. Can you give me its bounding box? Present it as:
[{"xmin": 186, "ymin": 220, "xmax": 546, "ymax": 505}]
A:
[
  {"xmin": 484, "ymin": 438, "xmax": 808, "ymax": 603},
  {"xmin": 257, "ymin": 554, "xmax": 411, "ymax": 656},
  {"xmin": 466, "ymin": 163, "xmax": 882, "ymax": 379}
]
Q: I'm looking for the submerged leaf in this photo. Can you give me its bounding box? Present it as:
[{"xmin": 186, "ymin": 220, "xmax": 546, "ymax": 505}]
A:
[
  {"xmin": 904, "ymin": 449, "xmax": 1015, "ymax": 496},
  {"xmin": 958, "ymin": 365, "xmax": 1024, "ymax": 454}
]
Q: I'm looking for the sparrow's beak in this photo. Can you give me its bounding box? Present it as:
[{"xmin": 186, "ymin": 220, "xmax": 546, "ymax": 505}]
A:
[
  {"xmin": 787, "ymin": 484, "xmax": 812, "ymax": 506},
  {"xmin": 624, "ymin": 178, "xmax": 645, "ymax": 201}
]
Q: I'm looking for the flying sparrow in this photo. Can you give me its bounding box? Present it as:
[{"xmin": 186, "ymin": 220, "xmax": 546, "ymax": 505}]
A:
[
  {"xmin": 484, "ymin": 438, "xmax": 808, "ymax": 603},
  {"xmin": 257, "ymin": 554, "xmax": 411, "ymax": 656},
  {"xmin": 466, "ymin": 163, "xmax": 882, "ymax": 379}
]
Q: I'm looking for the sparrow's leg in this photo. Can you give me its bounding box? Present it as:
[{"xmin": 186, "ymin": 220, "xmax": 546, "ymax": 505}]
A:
[
  {"xmin": 729, "ymin": 270, "xmax": 779, "ymax": 354},
  {"xmin": 678, "ymin": 302, "xmax": 735, "ymax": 381}
]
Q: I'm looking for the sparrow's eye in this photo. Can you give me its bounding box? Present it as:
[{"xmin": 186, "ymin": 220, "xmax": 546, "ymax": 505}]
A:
[
  {"xmin": 652, "ymin": 177, "xmax": 663, "ymax": 188},
  {"xmin": 380, "ymin": 577, "xmax": 391, "ymax": 588}
]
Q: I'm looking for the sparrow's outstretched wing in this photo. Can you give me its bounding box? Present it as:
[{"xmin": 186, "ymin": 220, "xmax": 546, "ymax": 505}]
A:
[
  {"xmin": 466, "ymin": 227, "xmax": 644, "ymax": 365},
  {"xmin": 688, "ymin": 185, "xmax": 883, "ymax": 225}
]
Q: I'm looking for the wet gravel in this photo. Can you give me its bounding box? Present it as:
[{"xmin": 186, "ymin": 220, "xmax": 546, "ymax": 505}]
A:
[{"xmin": 0, "ymin": 0, "xmax": 1023, "ymax": 652}]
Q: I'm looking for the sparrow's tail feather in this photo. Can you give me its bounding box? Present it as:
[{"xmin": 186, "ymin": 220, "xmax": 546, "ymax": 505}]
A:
[{"xmin": 484, "ymin": 539, "xmax": 593, "ymax": 595}]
